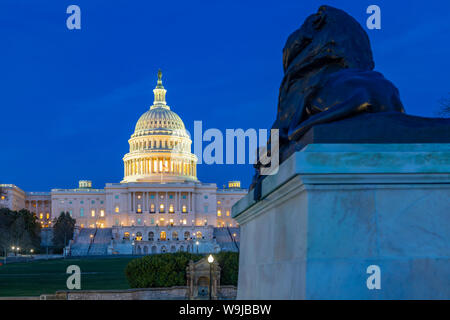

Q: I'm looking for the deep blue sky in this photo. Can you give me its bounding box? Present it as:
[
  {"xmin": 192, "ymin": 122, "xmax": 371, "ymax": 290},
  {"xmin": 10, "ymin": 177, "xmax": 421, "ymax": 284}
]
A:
[{"xmin": 1, "ymin": 0, "xmax": 449, "ymax": 191}]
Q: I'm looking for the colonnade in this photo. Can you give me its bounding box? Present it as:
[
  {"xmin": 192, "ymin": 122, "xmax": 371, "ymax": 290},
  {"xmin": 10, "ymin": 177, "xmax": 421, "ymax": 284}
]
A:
[
  {"xmin": 124, "ymin": 157, "xmax": 196, "ymax": 177},
  {"xmin": 128, "ymin": 191, "xmax": 193, "ymax": 214}
]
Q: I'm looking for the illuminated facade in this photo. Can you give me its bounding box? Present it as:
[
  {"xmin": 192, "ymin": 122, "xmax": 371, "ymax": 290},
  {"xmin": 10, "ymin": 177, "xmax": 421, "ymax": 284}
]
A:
[{"xmin": 0, "ymin": 71, "xmax": 246, "ymax": 254}]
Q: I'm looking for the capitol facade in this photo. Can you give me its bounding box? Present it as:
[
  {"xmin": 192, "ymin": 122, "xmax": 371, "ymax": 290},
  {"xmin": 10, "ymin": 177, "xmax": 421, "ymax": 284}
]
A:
[{"xmin": 0, "ymin": 71, "xmax": 246, "ymax": 255}]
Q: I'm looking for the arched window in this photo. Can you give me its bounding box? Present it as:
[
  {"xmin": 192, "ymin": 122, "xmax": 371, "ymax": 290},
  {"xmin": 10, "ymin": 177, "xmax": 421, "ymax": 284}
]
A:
[
  {"xmin": 136, "ymin": 232, "xmax": 142, "ymax": 241},
  {"xmin": 124, "ymin": 232, "xmax": 130, "ymax": 240},
  {"xmin": 170, "ymin": 245, "xmax": 176, "ymax": 253},
  {"xmin": 148, "ymin": 232, "xmax": 154, "ymax": 241},
  {"xmin": 160, "ymin": 246, "xmax": 167, "ymax": 253},
  {"xmin": 184, "ymin": 231, "xmax": 190, "ymax": 240},
  {"xmin": 196, "ymin": 231, "xmax": 202, "ymax": 239},
  {"xmin": 160, "ymin": 231, "xmax": 166, "ymax": 241},
  {"xmin": 172, "ymin": 231, "xmax": 178, "ymax": 240}
]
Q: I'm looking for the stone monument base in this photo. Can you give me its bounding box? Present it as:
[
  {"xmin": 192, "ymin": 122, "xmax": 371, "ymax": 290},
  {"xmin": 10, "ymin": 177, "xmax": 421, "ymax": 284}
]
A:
[{"xmin": 233, "ymin": 144, "xmax": 450, "ymax": 299}]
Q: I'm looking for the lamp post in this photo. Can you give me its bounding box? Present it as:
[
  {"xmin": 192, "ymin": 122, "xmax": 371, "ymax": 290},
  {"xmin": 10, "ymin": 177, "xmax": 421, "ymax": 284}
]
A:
[
  {"xmin": 196, "ymin": 241, "xmax": 199, "ymax": 254},
  {"xmin": 207, "ymin": 254, "xmax": 214, "ymax": 300}
]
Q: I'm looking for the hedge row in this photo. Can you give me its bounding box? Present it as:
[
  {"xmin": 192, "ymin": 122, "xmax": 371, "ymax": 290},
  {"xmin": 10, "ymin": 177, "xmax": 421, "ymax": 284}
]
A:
[{"xmin": 124, "ymin": 252, "xmax": 239, "ymax": 288}]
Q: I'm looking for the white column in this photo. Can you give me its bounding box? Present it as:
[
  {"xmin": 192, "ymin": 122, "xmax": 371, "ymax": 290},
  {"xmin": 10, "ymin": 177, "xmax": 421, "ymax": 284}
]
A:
[
  {"xmin": 128, "ymin": 192, "xmax": 132, "ymax": 213},
  {"xmin": 144, "ymin": 192, "xmax": 148, "ymax": 212},
  {"xmin": 165, "ymin": 192, "xmax": 168, "ymax": 212}
]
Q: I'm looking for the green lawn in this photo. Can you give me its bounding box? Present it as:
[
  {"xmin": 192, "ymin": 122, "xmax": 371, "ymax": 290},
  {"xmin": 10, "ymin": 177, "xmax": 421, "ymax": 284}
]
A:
[{"xmin": 0, "ymin": 257, "xmax": 135, "ymax": 297}]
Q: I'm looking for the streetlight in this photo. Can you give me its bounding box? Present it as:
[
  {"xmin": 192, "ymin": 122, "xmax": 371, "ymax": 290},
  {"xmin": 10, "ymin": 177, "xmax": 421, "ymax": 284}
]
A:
[
  {"xmin": 195, "ymin": 241, "xmax": 199, "ymax": 254},
  {"xmin": 207, "ymin": 254, "xmax": 214, "ymax": 300},
  {"xmin": 30, "ymin": 249, "xmax": 34, "ymax": 259}
]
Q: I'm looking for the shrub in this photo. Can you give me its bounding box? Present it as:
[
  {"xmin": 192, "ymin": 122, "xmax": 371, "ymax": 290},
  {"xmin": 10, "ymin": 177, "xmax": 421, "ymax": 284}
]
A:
[
  {"xmin": 124, "ymin": 251, "xmax": 240, "ymax": 288},
  {"xmin": 215, "ymin": 251, "xmax": 239, "ymax": 286},
  {"xmin": 125, "ymin": 252, "xmax": 202, "ymax": 288}
]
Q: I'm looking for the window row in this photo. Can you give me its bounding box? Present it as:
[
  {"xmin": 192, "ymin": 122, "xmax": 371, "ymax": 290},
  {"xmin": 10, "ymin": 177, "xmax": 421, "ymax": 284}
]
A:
[{"xmin": 123, "ymin": 231, "xmax": 203, "ymax": 242}]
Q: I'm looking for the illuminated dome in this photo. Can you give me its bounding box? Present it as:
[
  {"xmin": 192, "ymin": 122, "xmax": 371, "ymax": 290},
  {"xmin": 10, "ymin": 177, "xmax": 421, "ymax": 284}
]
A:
[{"xmin": 122, "ymin": 71, "xmax": 197, "ymax": 183}]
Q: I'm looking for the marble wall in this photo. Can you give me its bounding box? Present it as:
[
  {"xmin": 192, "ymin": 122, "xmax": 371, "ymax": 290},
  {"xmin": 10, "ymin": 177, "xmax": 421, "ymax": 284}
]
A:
[{"xmin": 234, "ymin": 144, "xmax": 450, "ymax": 299}]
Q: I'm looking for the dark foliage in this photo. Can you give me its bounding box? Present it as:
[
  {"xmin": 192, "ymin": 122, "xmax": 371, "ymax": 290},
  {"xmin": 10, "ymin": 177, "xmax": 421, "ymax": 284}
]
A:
[
  {"xmin": 124, "ymin": 251, "xmax": 239, "ymax": 288},
  {"xmin": 0, "ymin": 208, "xmax": 41, "ymax": 255},
  {"xmin": 52, "ymin": 212, "xmax": 76, "ymax": 252}
]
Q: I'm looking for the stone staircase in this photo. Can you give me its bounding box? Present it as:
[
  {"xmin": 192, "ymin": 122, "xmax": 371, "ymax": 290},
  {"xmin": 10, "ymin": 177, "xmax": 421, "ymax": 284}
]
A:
[{"xmin": 69, "ymin": 228, "xmax": 112, "ymax": 256}]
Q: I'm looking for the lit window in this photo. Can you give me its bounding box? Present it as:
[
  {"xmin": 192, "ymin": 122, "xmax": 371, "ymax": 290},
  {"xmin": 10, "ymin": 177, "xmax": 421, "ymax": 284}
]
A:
[
  {"xmin": 0, "ymin": 196, "xmax": 5, "ymax": 200},
  {"xmin": 217, "ymin": 210, "xmax": 221, "ymax": 217},
  {"xmin": 196, "ymin": 231, "xmax": 202, "ymax": 239},
  {"xmin": 124, "ymin": 232, "xmax": 130, "ymax": 240},
  {"xmin": 182, "ymin": 205, "xmax": 187, "ymax": 213},
  {"xmin": 150, "ymin": 204, "xmax": 155, "ymax": 213},
  {"xmin": 159, "ymin": 204, "xmax": 165, "ymax": 213},
  {"xmin": 136, "ymin": 232, "xmax": 142, "ymax": 241},
  {"xmin": 39, "ymin": 213, "xmax": 43, "ymax": 219},
  {"xmin": 91, "ymin": 210, "xmax": 95, "ymax": 217},
  {"xmin": 160, "ymin": 231, "xmax": 166, "ymax": 241},
  {"xmin": 169, "ymin": 204, "xmax": 174, "ymax": 213},
  {"xmin": 100, "ymin": 210, "xmax": 105, "ymax": 217},
  {"xmin": 226, "ymin": 210, "xmax": 230, "ymax": 216},
  {"xmin": 217, "ymin": 200, "xmax": 221, "ymax": 204},
  {"xmin": 46, "ymin": 213, "xmax": 50, "ymax": 220},
  {"xmin": 137, "ymin": 195, "xmax": 141, "ymax": 200},
  {"xmin": 137, "ymin": 204, "xmax": 142, "ymax": 213},
  {"xmin": 183, "ymin": 219, "xmax": 187, "ymax": 225},
  {"xmin": 115, "ymin": 206, "xmax": 119, "ymax": 213}
]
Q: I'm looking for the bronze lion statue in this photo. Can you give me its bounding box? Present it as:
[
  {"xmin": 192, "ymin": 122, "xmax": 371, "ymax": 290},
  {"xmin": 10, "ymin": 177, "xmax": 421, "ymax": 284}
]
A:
[
  {"xmin": 277, "ymin": 5, "xmax": 404, "ymax": 143},
  {"xmin": 251, "ymin": 5, "xmax": 405, "ymax": 192}
]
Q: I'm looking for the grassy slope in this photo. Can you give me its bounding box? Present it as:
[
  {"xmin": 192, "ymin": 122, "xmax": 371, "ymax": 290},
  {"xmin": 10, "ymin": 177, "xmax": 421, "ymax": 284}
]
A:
[{"xmin": 0, "ymin": 257, "xmax": 135, "ymax": 297}]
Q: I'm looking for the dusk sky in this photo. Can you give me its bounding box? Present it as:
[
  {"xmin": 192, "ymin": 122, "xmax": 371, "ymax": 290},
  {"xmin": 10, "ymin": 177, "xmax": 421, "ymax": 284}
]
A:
[{"xmin": 1, "ymin": 0, "xmax": 449, "ymax": 191}]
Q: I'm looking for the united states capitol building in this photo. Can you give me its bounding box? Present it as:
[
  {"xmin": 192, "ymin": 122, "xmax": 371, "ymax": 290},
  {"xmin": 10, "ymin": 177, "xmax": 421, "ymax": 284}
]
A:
[{"xmin": 0, "ymin": 71, "xmax": 246, "ymax": 255}]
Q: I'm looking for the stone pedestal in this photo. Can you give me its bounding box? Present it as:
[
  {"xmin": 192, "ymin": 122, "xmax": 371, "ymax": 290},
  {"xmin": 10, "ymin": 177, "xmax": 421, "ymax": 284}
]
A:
[{"xmin": 233, "ymin": 144, "xmax": 450, "ymax": 299}]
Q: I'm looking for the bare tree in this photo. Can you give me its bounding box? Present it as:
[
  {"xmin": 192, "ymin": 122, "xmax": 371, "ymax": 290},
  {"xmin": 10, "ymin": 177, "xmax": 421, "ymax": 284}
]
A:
[{"xmin": 438, "ymin": 94, "xmax": 450, "ymax": 116}]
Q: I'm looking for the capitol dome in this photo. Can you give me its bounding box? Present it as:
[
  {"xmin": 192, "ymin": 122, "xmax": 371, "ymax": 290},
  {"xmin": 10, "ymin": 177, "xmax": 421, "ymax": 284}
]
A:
[{"xmin": 122, "ymin": 71, "xmax": 197, "ymax": 183}]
